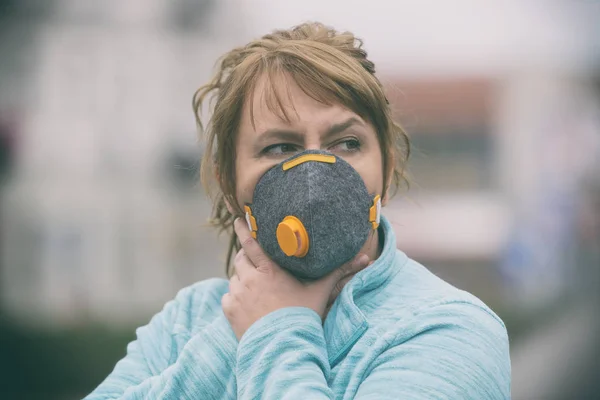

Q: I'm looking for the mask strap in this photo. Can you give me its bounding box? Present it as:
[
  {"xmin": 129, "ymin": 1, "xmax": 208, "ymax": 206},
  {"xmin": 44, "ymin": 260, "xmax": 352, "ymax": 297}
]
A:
[
  {"xmin": 369, "ymin": 195, "xmax": 382, "ymax": 230},
  {"xmin": 244, "ymin": 205, "xmax": 258, "ymax": 239}
]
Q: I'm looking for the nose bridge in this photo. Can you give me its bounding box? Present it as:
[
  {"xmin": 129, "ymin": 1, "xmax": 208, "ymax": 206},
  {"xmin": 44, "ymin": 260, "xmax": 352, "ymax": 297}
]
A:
[
  {"xmin": 304, "ymin": 141, "xmax": 321, "ymax": 151},
  {"xmin": 304, "ymin": 128, "xmax": 322, "ymax": 150}
]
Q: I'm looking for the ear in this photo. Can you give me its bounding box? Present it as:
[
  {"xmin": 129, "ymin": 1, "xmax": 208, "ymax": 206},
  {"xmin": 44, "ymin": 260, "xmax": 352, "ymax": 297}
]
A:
[{"xmin": 381, "ymin": 152, "xmax": 395, "ymax": 207}]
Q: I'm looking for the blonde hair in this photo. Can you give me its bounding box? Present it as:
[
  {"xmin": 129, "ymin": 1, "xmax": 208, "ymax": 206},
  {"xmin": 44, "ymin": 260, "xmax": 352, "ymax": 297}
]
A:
[{"xmin": 192, "ymin": 22, "xmax": 410, "ymax": 276}]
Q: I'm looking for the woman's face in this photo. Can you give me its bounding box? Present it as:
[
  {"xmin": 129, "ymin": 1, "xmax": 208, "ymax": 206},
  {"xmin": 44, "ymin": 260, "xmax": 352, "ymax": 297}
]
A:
[{"xmin": 234, "ymin": 75, "xmax": 385, "ymax": 210}]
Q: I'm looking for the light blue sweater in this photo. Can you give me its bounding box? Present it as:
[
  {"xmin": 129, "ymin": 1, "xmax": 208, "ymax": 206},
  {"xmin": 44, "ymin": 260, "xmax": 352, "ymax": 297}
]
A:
[{"xmin": 85, "ymin": 217, "xmax": 511, "ymax": 399}]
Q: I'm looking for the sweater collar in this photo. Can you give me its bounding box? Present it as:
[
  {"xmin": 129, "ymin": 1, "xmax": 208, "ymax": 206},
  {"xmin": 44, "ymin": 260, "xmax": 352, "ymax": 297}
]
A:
[{"xmin": 323, "ymin": 215, "xmax": 407, "ymax": 366}]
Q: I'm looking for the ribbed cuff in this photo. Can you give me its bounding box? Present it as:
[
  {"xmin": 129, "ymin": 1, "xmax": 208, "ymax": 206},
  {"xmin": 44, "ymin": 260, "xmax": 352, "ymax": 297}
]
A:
[{"xmin": 239, "ymin": 306, "xmax": 323, "ymax": 349}]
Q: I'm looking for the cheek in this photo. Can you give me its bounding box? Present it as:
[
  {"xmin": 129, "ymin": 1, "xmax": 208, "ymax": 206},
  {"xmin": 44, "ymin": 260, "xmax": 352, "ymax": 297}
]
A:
[
  {"xmin": 359, "ymin": 168, "xmax": 384, "ymax": 196},
  {"xmin": 234, "ymin": 158, "xmax": 254, "ymax": 207},
  {"xmin": 356, "ymin": 149, "xmax": 385, "ymax": 196},
  {"xmin": 234, "ymin": 156, "xmax": 272, "ymax": 208}
]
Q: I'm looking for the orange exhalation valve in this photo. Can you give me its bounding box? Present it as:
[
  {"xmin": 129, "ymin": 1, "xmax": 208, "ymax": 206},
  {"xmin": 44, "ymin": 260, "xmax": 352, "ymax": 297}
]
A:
[{"xmin": 276, "ymin": 216, "xmax": 309, "ymax": 257}]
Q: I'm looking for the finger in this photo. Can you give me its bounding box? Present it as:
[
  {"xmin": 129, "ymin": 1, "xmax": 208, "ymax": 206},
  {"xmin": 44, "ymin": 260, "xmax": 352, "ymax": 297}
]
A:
[
  {"xmin": 331, "ymin": 274, "xmax": 353, "ymax": 300},
  {"xmin": 324, "ymin": 253, "xmax": 370, "ymax": 288},
  {"xmin": 234, "ymin": 249, "xmax": 254, "ymax": 280},
  {"xmin": 221, "ymin": 293, "xmax": 233, "ymax": 316},
  {"xmin": 229, "ymin": 273, "xmax": 242, "ymax": 294},
  {"xmin": 234, "ymin": 217, "xmax": 272, "ymax": 271},
  {"xmin": 341, "ymin": 253, "xmax": 370, "ymax": 277}
]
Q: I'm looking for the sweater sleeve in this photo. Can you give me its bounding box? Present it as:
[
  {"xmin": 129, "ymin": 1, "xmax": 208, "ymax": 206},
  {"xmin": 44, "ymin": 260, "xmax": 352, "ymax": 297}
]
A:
[
  {"xmin": 354, "ymin": 302, "xmax": 511, "ymax": 400},
  {"xmin": 236, "ymin": 302, "xmax": 510, "ymax": 400},
  {"xmin": 84, "ymin": 286, "xmax": 238, "ymax": 400},
  {"xmin": 236, "ymin": 307, "xmax": 332, "ymax": 399}
]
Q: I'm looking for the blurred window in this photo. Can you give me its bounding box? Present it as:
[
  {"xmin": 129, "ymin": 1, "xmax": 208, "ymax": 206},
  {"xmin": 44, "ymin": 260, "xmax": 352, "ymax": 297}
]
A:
[
  {"xmin": 388, "ymin": 79, "xmax": 495, "ymax": 192},
  {"xmin": 409, "ymin": 126, "xmax": 495, "ymax": 191}
]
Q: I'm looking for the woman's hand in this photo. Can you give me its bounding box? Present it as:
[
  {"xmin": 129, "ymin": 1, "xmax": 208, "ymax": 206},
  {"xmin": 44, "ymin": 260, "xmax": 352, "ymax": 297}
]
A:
[{"xmin": 222, "ymin": 218, "xmax": 370, "ymax": 341}]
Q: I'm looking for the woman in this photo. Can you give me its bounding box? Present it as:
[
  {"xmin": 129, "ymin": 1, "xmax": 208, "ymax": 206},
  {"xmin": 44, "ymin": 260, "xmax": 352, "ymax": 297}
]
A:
[{"xmin": 86, "ymin": 22, "xmax": 510, "ymax": 399}]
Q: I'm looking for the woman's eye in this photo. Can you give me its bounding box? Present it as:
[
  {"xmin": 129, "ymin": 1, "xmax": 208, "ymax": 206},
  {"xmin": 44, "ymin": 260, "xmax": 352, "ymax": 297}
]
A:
[
  {"xmin": 262, "ymin": 143, "xmax": 300, "ymax": 156},
  {"xmin": 330, "ymin": 138, "xmax": 361, "ymax": 152}
]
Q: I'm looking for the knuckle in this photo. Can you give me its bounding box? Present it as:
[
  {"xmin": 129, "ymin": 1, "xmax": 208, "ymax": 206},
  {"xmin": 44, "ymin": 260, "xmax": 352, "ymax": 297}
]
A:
[
  {"xmin": 253, "ymin": 255, "xmax": 266, "ymax": 267},
  {"xmin": 221, "ymin": 295, "xmax": 235, "ymax": 315},
  {"xmin": 337, "ymin": 264, "xmax": 350, "ymax": 276},
  {"xmin": 221, "ymin": 293, "xmax": 230, "ymax": 307},
  {"xmin": 235, "ymin": 250, "xmax": 244, "ymax": 263},
  {"xmin": 235, "ymin": 255, "xmax": 247, "ymax": 270},
  {"xmin": 257, "ymin": 263, "xmax": 273, "ymax": 275},
  {"xmin": 241, "ymin": 236, "xmax": 255, "ymax": 248},
  {"xmin": 254, "ymin": 253, "xmax": 273, "ymax": 268},
  {"xmin": 333, "ymin": 276, "xmax": 349, "ymax": 293},
  {"xmin": 332, "ymin": 283, "xmax": 342, "ymax": 295}
]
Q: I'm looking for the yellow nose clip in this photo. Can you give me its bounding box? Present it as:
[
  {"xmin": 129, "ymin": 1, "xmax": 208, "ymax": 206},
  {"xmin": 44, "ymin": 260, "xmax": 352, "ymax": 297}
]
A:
[
  {"xmin": 276, "ymin": 216, "xmax": 309, "ymax": 257},
  {"xmin": 282, "ymin": 153, "xmax": 336, "ymax": 171}
]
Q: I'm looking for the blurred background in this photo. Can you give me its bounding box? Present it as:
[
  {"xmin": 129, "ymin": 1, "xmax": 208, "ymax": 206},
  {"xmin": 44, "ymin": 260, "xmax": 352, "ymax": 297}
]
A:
[{"xmin": 0, "ymin": 0, "xmax": 599, "ymax": 398}]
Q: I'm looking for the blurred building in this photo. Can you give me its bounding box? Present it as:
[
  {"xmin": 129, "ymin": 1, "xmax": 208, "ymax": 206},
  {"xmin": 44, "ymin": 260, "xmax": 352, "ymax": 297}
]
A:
[
  {"xmin": 0, "ymin": 0, "xmax": 244, "ymax": 327},
  {"xmin": 1, "ymin": 0, "xmax": 599, "ymax": 331},
  {"xmin": 243, "ymin": 1, "xmax": 600, "ymax": 307}
]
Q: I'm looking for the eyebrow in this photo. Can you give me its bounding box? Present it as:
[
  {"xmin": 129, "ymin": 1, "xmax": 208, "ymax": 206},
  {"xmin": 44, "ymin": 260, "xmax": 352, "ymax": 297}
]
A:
[{"xmin": 256, "ymin": 117, "xmax": 365, "ymax": 145}]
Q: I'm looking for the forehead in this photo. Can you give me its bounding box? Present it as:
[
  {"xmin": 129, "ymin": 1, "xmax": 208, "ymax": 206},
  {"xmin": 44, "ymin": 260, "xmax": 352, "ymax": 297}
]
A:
[{"xmin": 242, "ymin": 72, "xmax": 358, "ymax": 134}]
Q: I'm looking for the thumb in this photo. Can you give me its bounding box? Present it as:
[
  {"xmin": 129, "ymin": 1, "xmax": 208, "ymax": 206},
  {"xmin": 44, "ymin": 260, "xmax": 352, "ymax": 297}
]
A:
[
  {"xmin": 326, "ymin": 253, "xmax": 370, "ymax": 288},
  {"xmin": 342, "ymin": 253, "xmax": 370, "ymax": 277}
]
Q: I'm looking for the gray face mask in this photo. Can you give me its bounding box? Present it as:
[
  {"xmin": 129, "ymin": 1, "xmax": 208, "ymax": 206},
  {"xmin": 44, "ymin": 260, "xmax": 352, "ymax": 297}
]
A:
[{"xmin": 243, "ymin": 150, "xmax": 381, "ymax": 279}]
